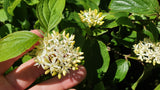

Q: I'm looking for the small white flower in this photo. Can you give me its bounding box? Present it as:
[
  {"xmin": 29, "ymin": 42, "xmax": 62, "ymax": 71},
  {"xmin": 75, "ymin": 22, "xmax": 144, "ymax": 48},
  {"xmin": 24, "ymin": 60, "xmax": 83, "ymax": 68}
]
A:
[
  {"xmin": 133, "ymin": 38, "xmax": 160, "ymax": 65},
  {"xmin": 78, "ymin": 8, "xmax": 105, "ymax": 28},
  {"xmin": 34, "ymin": 31, "xmax": 84, "ymax": 79}
]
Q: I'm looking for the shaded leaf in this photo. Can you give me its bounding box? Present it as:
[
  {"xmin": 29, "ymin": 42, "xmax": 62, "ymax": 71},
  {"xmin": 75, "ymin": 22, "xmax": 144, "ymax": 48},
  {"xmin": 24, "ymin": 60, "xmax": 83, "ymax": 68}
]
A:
[
  {"xmin": 63, "ymin": 27, "xmax": 86, "ymax": 48},
  {"xmin": 116, "ymin": 17, "xmax": 134, "ymax": 27},
  {"xmin": 123, "ymin": 31, "xmax": 137, "ymax": 43},
  {"xmin": 75, "ymin": 0, "xmax": 99, "ymax": 10},
  {"xmin": 82, "ymin": 39, "xmax": 110, "ymax": 86},
  {"xmin": 7, "ymin": 0, "xmax": 22, "ymax": 16},
  {"xmin": 102, "ymin": 12, "xmax": 118, "ymax": 28},
  {"xmin": 4, "ymin": 66, "xmax": 14, "ymax": 75},
  {"xmin": 131, "ymin": 64, "xmax": 153, "ymax": 90},
  {"xmin": 143, "ymin": 22, "xmax": 159, "ymax": 42},
  {"xmin": 0, "ymin": 31, "xmax": 40, "ymax": 62},
  {"xmin": 93, "ymin": 29, "xmax": 107, "ymax": 36},
  {"xmin": 94, "ymin": 81, "xmax": 105, "ymax": 90},
  {"xmin": 131, "ymin": 71, "xmax": 144, "ymax": 90},
  {"xmin": 68, "ymin": 12, "xmax": 86, "ymax": 29},
  {"xmin": 0, "ymin": 24, "xmax": 12, "ymax": 38}
]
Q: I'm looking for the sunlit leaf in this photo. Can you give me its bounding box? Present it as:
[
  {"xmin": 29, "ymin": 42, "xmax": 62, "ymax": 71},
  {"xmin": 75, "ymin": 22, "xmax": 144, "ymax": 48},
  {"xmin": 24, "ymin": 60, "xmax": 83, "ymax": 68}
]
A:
[
  {"xmin": 91, "ymin": 0, "xmax": 100, "ymax": 6},
  {"xmin": 36, "ymin": 0, "xmax": 65, "ymax": 32},
  {"xmin": 154, "ymin": 84, "xmax": 160, "ymax": 90},
  {"xmin": 22, "ymin": 54, "xmax": 32, "ymax": 63},
  {"xmin": 114, "ymin": 59, "xmax": 130, "ymax": 82},
  {"xmin": 97, "ymin": 41, "xmax": 110, "ymax": 79},
  {"xmin": 0, "ymin": 9, "xmax": 8, "ymax": 22},
  {"xmin": 24, "ymin": 0, "xmax": 39, "ymax": 5},
  {"xmin": 109, "ymin": 0, "xmax": 159, "ymax": 15},
  {"xmin": 0, "ymin": 31, "xmax": 40, "ymax": 62}
]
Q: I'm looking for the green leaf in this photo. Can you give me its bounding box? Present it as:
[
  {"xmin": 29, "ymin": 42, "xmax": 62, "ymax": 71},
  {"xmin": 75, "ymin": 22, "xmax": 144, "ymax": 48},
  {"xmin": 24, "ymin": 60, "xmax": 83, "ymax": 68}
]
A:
[
  {"xmin": 114, "ymin": 59, "xmax": 130, "ymax": 82},
  {"xmin": 0, "ymin": 31, "xmax": 40, "ymax": 62},
  {"xmin": 97, "ymin": 41, "xmax": 110, "ymax": 79},
  {"xmin": 4, "ymin": 66, "xmax": 14, "ymax": 75},
  {"xmin": 82, "ymin": 39, "xmax": 110, "ymax": 86},
  {"xmin": 0, "ymin": 9, "xmax": 8, "ymax": 22},
  {"xmin": 90, "ymin": 0, "xmax": 100, "ymax": 6},
  {"xmin": 131, "ymin": 64, "xmax": 153, "ymax": 90},
  {"xmin": 0, "ymin": 24, "xmax": 12, "ymax": 38},
  {"xmin": 94, "ymin": 81, "xmax": 105, "ymax": 90},
  {"xmin": 93, "ymin": 29, "xmax": 107, "ymax": 36},
  {"xmin": 143, "ymin": 22, "xmax": 159, "ymax": 42},
  {"xmin": 68, "ymin": 12, "xmax": 86, "ymax": 29},
  {"xmin": 131, "ymin": 72, "xmax": 144, "ymax": 90},
  {"xmin": 3, "ymin": 0, "xmax": 13, "ymax": 22},
  {"xmin": 111, "ymin": 28, "xmax": 136, "ymax": 47},
  {"xmin": 7, "ymin": 0, "xmax": 22, "ymax": 16},
  {"xmin": 154, "ymin": 84, "xmax": 160, "ymax": 90},
  {"xmin": 36, "ymin": 0, "xmax": 65, "ymax": 32},
  {"xmin": 116, "ymin": 17, "xmax": 134, "ymax": 27},
  {"xmin": 75, "ymin": 0, "xmax": 99, "ymax": 10},
  {"xmin": 24, "ymin": 0, "xmax": 39, "ymax": 5},
  {"xmin": 123, "ymin": 31, "xmax": 137, "ymax": 43},
  {"xmin": 109, "ymin": 0, "xmax": 159, "ymax": 15},
  {"xmin": 22, "ymin": 54, "xmax": 32, "ymax": 63},
  {"xmin": 102, "ymin": 12, "xmax": 118, "ymax": 28},
  {"xmin": 63, "ymin": 27, "xmax": 86, "ymax": 48},
  {"xmin": 18, "ymin": 19, "xmax": 31, "ymax": 30}
]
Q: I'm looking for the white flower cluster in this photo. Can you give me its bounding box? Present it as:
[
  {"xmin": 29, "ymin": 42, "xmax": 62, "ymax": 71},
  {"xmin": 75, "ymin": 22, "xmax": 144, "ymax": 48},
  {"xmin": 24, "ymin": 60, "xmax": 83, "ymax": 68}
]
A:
[
  {"xmin": 133, "ymin": 38, "xmax": 160, "ymax": 65},
  {"xmin": 34, "ymin": 31, "xmax": 84, "ymax": 79},
  {"xmin": 78, "ymin": 8, "xmax": 105, "ymax": 28}
]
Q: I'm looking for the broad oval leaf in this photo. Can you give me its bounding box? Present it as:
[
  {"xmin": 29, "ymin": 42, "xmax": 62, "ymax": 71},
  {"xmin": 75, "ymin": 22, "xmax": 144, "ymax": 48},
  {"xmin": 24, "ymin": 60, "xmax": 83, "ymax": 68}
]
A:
[
  {"xmin": 97, "ymin": 41, "xmax": 110, "ymax": 79},
  {"xmin": 109, "ymin": 0, "xmax": 159, "ymax": 15},
  {"xmin": 36, "ymin": 0, "xmax": 65, "ymax": 32},
  {"xmin": 114, "ymin": 59, "xmax": 130, "ymax": 82},
  {"xmin": 0, "ymin": 31, "xmax": 40, "ymax": 62}
]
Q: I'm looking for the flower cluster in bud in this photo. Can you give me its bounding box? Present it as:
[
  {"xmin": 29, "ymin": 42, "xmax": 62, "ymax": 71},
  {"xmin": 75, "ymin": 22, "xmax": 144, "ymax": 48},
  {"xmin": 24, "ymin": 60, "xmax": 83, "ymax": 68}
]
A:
[
  {"xmin": 34, "ymin": 31, "xmax": 84, "ymax": 79},
  {"xmin": 133, "ymin": 38, "xmax": 160, "ymax": 65},
  {"xmin": 78, "ymin": 8, "xmax": 105, "ymax": 28}
]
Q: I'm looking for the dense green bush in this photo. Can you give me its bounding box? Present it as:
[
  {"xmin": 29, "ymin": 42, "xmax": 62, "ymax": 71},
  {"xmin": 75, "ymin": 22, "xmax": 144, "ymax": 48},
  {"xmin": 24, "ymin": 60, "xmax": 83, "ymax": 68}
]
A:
[{"xmin": 1, "ymin": 0, "xmax": 160, "ymax": 90}]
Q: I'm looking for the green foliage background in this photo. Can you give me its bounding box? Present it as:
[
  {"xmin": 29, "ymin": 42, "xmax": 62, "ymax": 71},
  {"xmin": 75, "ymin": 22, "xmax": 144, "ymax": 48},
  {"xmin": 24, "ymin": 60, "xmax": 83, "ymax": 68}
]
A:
[{"xmin": 1, "ymin": 0, "xmax": 160, "ymax": 90}]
